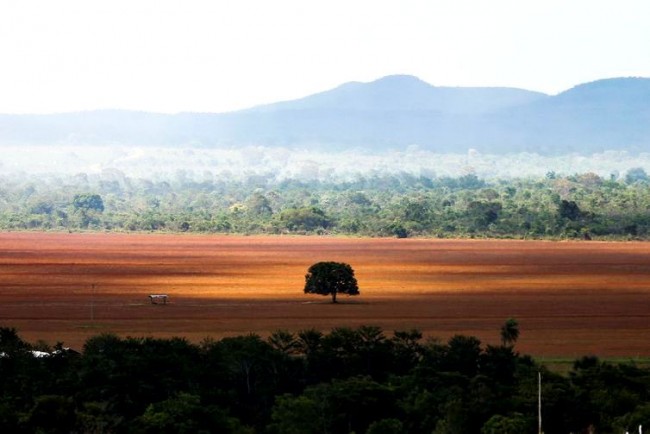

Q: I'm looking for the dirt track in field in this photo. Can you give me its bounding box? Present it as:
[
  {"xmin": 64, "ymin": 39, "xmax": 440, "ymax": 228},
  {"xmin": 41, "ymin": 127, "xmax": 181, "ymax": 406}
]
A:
[{"xmin": 1, "ymin": 232, "xmax": 650, "ymax": 357}]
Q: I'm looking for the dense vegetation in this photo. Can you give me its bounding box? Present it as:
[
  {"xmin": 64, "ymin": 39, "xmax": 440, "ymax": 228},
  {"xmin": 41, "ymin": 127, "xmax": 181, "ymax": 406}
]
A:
[
  {"xmin": 1, "ymin": 325, "xmax": 649, "ymax": 433},
  {"xmin": 1, "ymin": 168, "xmax": 649, "ymax": 239}
]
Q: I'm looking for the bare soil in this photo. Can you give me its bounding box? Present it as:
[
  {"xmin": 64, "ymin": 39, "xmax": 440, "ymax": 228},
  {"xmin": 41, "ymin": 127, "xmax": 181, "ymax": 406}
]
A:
[{"xmin": 1, "ymin": 232, "xmax": 649, "ymax": 357}]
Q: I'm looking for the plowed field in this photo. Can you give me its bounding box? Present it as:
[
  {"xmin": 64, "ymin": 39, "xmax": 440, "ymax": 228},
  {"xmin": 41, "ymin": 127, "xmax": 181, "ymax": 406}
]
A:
[{"xmin": 1, "ymin": 232, "xmax": 650, "ymax": 357}]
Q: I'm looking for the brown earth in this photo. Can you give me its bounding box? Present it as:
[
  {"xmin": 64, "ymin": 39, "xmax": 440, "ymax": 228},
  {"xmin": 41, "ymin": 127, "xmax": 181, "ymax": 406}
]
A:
[{"xmin": 1, "ymin": 232, "xmax": 650, "ymax": 357}]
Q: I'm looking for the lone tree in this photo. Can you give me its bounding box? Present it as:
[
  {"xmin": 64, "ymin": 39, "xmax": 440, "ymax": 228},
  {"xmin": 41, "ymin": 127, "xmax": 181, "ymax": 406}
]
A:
[{"xmin": 304, "ymin": 262, "xmax": 359, "ymax": 303}]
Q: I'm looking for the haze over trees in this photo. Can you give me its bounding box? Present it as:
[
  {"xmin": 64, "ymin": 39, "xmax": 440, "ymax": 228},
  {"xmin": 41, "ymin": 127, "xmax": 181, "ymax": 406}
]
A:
[{"xmin": 1, "ymin": 75, "xmax": 648, "ymax": 241}]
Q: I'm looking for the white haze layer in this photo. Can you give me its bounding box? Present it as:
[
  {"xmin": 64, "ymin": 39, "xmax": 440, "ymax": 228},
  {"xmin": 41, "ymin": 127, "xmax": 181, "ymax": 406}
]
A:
[{"xmin": 1, "ymin": 145, "xmax": 649, "ymax": 182}]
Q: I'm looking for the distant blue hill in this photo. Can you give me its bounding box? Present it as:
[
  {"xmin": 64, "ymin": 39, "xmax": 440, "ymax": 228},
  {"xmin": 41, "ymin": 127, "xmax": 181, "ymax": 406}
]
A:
[
  {"xmin": 0, "ymin": 75, "xmax": 649, "ymax": 154},
  {"xmin": 245, "ymin": 75, "xmax": 547, "ymax": 114}
]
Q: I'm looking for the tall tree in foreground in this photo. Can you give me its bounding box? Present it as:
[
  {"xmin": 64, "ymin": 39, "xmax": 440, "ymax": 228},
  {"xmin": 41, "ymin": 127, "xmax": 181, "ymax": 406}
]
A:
[{"xmin": 304, "ymin": 262, "xmax": 359, "ymax": 303}]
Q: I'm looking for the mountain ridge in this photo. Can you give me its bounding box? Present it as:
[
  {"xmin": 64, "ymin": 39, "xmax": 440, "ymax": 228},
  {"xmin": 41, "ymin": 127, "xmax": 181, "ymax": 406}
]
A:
[
  {"xmin": 0, "ymin": 75, "xmax": 649, "ymax": 154},
  {"xmin": 243, "ymin": 74, "xmax": 549, "ymax": 114}
]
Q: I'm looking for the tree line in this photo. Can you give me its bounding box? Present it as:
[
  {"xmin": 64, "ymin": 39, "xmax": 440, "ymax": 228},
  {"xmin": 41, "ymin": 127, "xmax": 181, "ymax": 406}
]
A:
[
  {"xmin": 1, "ymin": 169, "xmax": 649, "ymax": 239},
  {"xmin": 1, "ymin": 324, "xmax": 649, "ymax": 433}
]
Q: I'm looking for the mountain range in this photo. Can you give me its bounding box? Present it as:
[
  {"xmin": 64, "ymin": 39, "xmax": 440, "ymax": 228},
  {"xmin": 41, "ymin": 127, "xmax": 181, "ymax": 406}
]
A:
[{"xmin": 1, "ymin": 75, "xmax": 649, "ymax": 155}]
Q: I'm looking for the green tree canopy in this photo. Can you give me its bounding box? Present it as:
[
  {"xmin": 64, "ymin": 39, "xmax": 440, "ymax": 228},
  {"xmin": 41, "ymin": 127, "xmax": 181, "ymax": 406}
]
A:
[
  {"xmin": 625, "ymin": 167, "xmax": 648, "ymax": 184},
  {"xmin": 72, "ymin": 193, "xmax": 104, "ymax": 212},
  {"xmin": 278, "ymin": 207, "xmax": 330, "ymax": 232},
  {"xmin": 304, "ymin": 261, "xmax": 359, "ymax": 303}
]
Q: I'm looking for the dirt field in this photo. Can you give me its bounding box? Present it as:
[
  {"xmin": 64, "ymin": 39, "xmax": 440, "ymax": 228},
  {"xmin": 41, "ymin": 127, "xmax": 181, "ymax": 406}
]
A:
[{"xmin": 1, "ymin": 232, "xmax": 650, "ymax": 357}]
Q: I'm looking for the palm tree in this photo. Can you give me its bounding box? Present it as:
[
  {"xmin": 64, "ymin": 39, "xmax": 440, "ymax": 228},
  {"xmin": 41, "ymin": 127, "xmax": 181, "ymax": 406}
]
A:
[{"xmin": 500, "ymin": 318, "xmax": 520, "ymax": 347}]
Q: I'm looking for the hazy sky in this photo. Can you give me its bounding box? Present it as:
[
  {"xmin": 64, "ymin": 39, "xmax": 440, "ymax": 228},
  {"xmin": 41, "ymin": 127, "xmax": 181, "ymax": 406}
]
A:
[{"xmin": 2, "ymin": 0, "xmax": 649, "ymax": 114}]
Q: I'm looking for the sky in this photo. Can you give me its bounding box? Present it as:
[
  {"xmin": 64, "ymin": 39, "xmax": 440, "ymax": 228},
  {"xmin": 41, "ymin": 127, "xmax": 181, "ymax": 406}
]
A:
[{"xmin": 1, "ymin": 0, "xmax": 649, "ymax": 114}]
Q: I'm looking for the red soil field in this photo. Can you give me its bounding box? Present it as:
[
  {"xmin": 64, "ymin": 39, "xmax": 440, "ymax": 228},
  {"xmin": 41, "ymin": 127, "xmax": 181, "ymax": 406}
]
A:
[{"xmin": 1, "ymin": 232, "xmax": 650, "ymax": 357}]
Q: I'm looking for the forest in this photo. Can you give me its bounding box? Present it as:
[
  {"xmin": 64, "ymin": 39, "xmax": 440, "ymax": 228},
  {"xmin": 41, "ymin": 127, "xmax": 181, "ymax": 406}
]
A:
[
  {"xmin": 1, "ymin": 168, "xmax": 649, "ymax": 239},
  {"xmin": 1, "ymin": 324, "xmax": 649, "ymax": 433}
]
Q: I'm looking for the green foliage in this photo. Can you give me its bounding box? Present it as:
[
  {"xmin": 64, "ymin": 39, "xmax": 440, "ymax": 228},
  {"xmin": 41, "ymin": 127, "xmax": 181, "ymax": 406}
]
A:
[
  {"xmin": 613, "ymin": 403, "xmax": 650, "ymax": 433},
  {"xmin": 245, "ymin": 192, "xmax": 272, "ymax": 217},
  {"xmin": 72, "ymin": 193, "xmax": 104, "ymax": 212},
  {"xmin": 559, "ymin": 199, "xmax": 581, "ymax": 221},
  {"xmin": 267, "ymin": 329, "xmax": 299, "ymax": 355},
  {"xmin": 268, "ymin": 393, "xmax": 325, "ymax": 434},
  {"xmin": 304, "ymin": 261, "xmax": 359, "ymax": 303},
  {"xmin": 466, "ymin": 200, "xmax": 502, "ymax": 230},
  {"xmin": 1, "ymin": 171, "xmax": 650, "ymax": 238},
  {"xmin": 481, "ymin": 413, "xmax": 529, "ymax": 434},
  {"xmin": 389, "ymin": 223, "xmax": 409, "ymax": 238},
  {"xmin": 625, "ymin": 167, "xmax": 648, "ymax": 184},
  {"xmin": 133, "ymin": 393, "xmax": 245, "ymax": 434},
  {"xmin": 277, "ymin": 206, "xmax": 330, "ymax": 232},
  {"xmin": 1, "ymin": 326, "xmax": 650, "ymax": 432}
]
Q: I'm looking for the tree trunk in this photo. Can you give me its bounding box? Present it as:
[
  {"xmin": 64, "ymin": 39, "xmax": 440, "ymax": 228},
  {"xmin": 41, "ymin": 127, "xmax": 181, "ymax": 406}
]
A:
[{"xmin": 332, "ymin": 291, "xmax": 337, "ymax": 303}]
